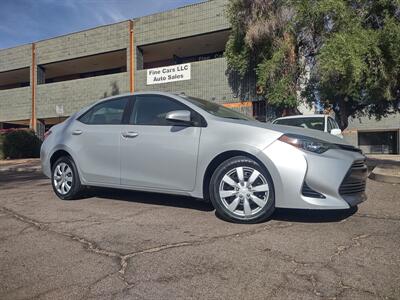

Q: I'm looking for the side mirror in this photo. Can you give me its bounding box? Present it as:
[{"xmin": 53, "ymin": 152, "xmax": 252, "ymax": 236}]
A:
[
  {"xmin": 166, "ymin": 110, "xmax": 192, "ymax": 125},
  {"xmin": 330, "ymin": 128, "xmax": 342, "ymax": 136}
]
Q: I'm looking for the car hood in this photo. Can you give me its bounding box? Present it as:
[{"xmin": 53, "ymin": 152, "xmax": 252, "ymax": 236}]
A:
[{"xmin": 219, "ymin": 118, "xmax": 350, "ymax": 146}]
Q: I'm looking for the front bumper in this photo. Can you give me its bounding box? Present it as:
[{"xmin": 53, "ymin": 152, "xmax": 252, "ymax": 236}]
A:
[{"xmin": 260, "ymin": 140, "xmax": 367, "ymax": 210}]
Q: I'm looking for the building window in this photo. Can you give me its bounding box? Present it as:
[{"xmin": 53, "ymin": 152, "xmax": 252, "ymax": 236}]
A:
[
  {"xmin": 137, "ymin": 30, "xmax": 230, "ymax": 70},
  {"xmin": 358, "ymin": 131, "xmax": 399, "ymax": 154},
  {"xmin": 0, "ymin": 67, "xmax": 30, "ymax": 90},
  {"xmin": 38, "ymin": 49, "xmax": 127, "ymax": 84}
]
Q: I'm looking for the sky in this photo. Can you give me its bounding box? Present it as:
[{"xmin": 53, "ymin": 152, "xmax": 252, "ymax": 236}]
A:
[{"xmin": 0, "ymin": 0, "xmax": 203, "ymax": 50}]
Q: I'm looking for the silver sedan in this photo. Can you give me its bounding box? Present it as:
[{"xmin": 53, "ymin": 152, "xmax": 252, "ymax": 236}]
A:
[{"xmin": 41, "ymin": 92, "xmax": 367, "ymax": 223}]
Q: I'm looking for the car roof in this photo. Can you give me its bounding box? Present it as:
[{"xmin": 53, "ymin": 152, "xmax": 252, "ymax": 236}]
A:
[
  {"xmin": 97, "ymin": 91, "xmax": 185, "ymax": 100},
  {"xmin": 89, "ymin": 91, "xmax": 194, "ymax": 105}
]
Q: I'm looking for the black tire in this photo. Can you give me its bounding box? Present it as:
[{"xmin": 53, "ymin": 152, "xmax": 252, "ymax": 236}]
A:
[
  {"xmin": 209, "ymin": 156, "xmax": 275, "ymax": 223},
  {"xmin": 51, "ymin": 156, "xmax": 84, "ymax": 200}
]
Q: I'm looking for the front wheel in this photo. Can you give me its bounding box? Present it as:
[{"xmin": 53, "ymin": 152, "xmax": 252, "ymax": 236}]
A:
[
  {"xmin": 209, "ymin": 156, "xmax": 275, "ymax": 223},
  {"xmin": 51, "ymin": 156, "xmax": 83, "ymax": 200}
]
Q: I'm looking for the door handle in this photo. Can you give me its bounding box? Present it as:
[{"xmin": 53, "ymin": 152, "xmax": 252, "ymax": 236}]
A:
[
  {"xmin": 72, "ymin": 130, "xmax": 83, "ymax": 135},
  {"xmin": 122, "ymin": 131, "xmax": 139, "ymax": 138}
]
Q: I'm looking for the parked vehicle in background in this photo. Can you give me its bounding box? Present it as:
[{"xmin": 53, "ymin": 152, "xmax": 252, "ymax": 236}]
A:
[
  {"xmin": 41, "ymin": 92, "xmax": 366, "ymax": 223},
  {"xmin": 272, "ymin": 114, "xmax": 343, "ymax": 138}
]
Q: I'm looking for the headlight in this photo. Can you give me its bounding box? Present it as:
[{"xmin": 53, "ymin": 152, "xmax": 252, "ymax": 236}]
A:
[{"xmin": 278, "ymin": 134, "xmax": 335, "ymax": 154}]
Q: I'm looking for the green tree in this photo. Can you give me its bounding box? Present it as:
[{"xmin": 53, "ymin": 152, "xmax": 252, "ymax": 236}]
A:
[
  {"xmin": 300, "ymin": 0, "xmax": 400, "ymax": 129},
  {"xmin": 225, "ymin": 0, "xmax": 400, "ymax": 129},
  {"xmin": 225, "ymin": 0, "xmax": 299, "ymax": 109}
]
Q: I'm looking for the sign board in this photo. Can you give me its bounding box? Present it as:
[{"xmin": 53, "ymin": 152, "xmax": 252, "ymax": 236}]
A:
[
  {"xmin": 55, "ymin": 104, "xmax": 64, "ymax": 116},
  {"xmin": 147, "ymin": 63, "xmax": 191, "ymax": 85}
]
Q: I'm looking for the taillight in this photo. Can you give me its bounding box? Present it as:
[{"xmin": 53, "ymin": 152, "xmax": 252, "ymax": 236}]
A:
[{"xmin": 44, "ymin": 130, "xmax": 52, "ymax": 140}]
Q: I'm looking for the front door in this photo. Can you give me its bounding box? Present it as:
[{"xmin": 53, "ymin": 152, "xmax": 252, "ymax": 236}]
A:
[{"xmin": 120, "ymin": 94, "xmax": 201, "ymax": 191}]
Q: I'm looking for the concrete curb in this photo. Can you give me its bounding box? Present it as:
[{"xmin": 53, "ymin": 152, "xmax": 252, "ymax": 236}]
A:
[
  {"xmin": 369, "ymin": 165, "xmax": 400, "ymax": 184},
  {"xmin": 0, "ymin": 166, "xmax": 42, "ymax": 174}
]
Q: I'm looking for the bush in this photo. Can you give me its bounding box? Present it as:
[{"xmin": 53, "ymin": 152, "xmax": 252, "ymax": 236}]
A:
[{"xmin": 3, "ymin": 129, "xmax": 42, "ymax": 159}]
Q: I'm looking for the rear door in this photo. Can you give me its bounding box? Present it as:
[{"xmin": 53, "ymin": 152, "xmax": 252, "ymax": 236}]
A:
[
  {"xmin": 120, "ymin": 94, "xmax": 202, "ymax": 191},
  {"xmin": 69, "ymin": 97, "xmax": 130, "ymax": 185}
]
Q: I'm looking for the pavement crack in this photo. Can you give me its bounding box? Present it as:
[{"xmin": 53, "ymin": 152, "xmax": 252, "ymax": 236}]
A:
[
  {"xmin": 330, "ymin": 233, "xmax": 370, "ymax": 262},
  {"xmin": 333, "ymin": 280, "xmax": 378, "ymax": 299},
  {"xmin": 118, "ymin": 241, "xmax": 193, "ymax": 276},
  {"xmin": 0, "ymin": 224, "xmax": 33, "ymax": 242},
  {"xmin": 2, "ymin": 206, "xmax": 292, "ymax": 293}
]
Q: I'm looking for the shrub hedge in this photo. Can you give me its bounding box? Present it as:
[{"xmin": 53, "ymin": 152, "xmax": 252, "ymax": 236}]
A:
[{"xmin": 2, "ymin": 129, "xmax": 42, "ymax": 159}]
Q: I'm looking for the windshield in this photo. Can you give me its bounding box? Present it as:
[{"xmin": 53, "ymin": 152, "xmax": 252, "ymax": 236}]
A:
[
  {"xmin": 274, "ymin": 117, "xmax": 325, "ymax": 131},
  {"xmin": 182, "ymin": 96, "xmax": 253, "ymax": 121}
]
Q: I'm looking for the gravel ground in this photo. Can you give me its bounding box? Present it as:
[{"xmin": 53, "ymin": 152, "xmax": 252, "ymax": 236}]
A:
[{"xmin": 0, "ymin": 172, "xmax": 399, "ymax": 299}]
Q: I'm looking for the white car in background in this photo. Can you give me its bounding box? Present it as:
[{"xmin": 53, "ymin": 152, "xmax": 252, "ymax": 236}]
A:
[{"xmin": 272, "ymin": 114, "xmax": 343, "ymax": 138}]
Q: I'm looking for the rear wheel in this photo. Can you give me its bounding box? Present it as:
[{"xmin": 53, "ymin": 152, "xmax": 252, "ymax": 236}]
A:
[
  {"xmin": 51, "ymin": 156, "xmax": 83, "ymax": 200},
  {"xmin": 209, "ymin": 156, "xmax": 275, "ymax": 223}
]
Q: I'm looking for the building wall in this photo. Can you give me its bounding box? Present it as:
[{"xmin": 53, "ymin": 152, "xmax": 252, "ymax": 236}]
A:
[
  {"xmin": 135, "ymin": 58, "xmax": 237, "ymax": 104},
  {"xmin": 0, "ymin": 0, "xmax": 397, "ymax": 150},
  {"xmin": 0, "ymin": 87, "xmax": 31, "ymax": 122},
  {"xmin": 0, "ymin": 44, "xmax": 31, "ymax": 72},
  {"xmin": 33, "ymin": 22, "xmax": 131, "ymax": 120},
  {"xmin": 133, "ymin": 0, "xmax": 244, "ymax": 107},
  {"xmin": 35, "ymin": 22, "xmax": 130, "ymax": 65},
  {"xmin": 342, "ymin": 131, "xmax": 358, "ymax": 147},
  {"xmin": 36, "ymin": 72, "xmax": 129, "ymax": 119},
  {"xmin": 0, "ymin": 44, "xmax": 33, "ymax": 123},
  {"xmin": 347, "ymin": 114, "xmax": 400, "ymax": 131},
  {"xmin": 344, "ymin": 113, "xmax": 400, "ymax": 154},
  {"xmin": 135, "ymin": 0, "xmax": 229, "ymax": 46}
]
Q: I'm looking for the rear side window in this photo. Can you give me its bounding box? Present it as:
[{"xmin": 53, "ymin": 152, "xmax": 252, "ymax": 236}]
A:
[
  {"xmin": 79, "ymin": 97, "xmax": 128, "ymax": 125},
  {"xmin": 130, "ymin": 95, "xmax": 203, "ymax": 126}
]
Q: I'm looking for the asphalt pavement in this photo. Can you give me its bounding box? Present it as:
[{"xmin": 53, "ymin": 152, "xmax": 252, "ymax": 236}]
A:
[{"xmin": 0, "ymin": 172, "xmax": 399, "ymax": 299}]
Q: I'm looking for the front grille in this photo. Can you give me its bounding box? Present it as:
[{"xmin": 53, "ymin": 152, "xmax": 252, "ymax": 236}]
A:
[
  {"xmin": 302, "ymin": 182, "xmax": 326, "ymax": 198},
  {"xmin": 339, "ymin": 160, "xmax": 368, "ymax": 195},
  {"xmin": 336, "ymin": 144, "xmax": 363, "ymax": 154},
  {"xmin": 351, "ymin": 160, "xmax": 366, "ymax": 168}
]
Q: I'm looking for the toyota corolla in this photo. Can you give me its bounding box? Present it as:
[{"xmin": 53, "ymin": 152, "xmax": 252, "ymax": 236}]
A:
[{"xmin": 41, "ymin": 92, "xmax": 367, "ymax": 223}]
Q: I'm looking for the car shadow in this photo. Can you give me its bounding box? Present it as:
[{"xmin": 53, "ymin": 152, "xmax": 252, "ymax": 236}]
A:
[
  {"xmin": 84, "ymin": 187, "xmax": 214, "ymax": 212},
  {"xmin": 85, "ymin": 187, "xmax": 358, "ymax": 222},
  {"xmin": 272, "ymin": 207, "xmax": 358, "ymax": 223},
  {"xmin": 1, "ymin": 174, "xmax": 359, "ymax": 223}
]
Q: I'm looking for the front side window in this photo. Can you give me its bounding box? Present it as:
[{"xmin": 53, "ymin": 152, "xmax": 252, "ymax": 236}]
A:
[
  {"xmin": 79, "ymin": 97, "xmax": 128, "ymax": 125},
  {"xmin": 130, "ymin": 95, "xmax": 190, "ymax": 126}
]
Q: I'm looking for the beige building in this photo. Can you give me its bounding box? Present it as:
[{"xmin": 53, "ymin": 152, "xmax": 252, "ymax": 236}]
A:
[{"xmin": 0, "ymin": 0, "xmax": 398, "ymax": 153}]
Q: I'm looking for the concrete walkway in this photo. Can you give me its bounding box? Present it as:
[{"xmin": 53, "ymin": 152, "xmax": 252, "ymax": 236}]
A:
[
  {"xmin": 366, "ymin": 155, "xmax": 400, "ymax": 184},
  {"xmin": 366, "ymin": 154, "xmax": 400, "ymax": 166}
]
